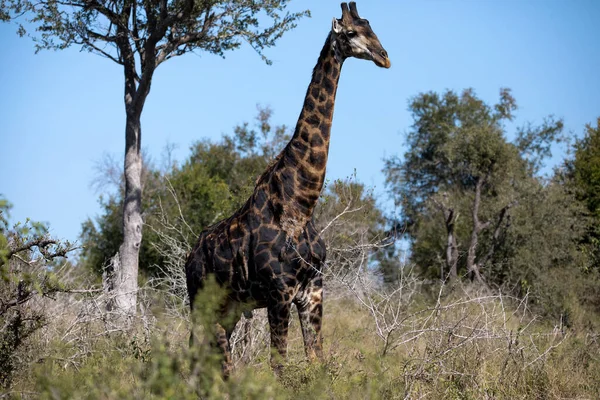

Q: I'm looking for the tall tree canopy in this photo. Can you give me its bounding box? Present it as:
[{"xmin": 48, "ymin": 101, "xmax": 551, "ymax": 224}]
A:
[
  {"xmin": 383, "ymin": 89, "xmax": 568, "ymax": 288},
  {"xmin": 1, "ymin": 0, "xmax": 308, "ymax": 316},
  {"xmin": 570, "ymin": 118, "xmax": 600, "ymax": 270}
]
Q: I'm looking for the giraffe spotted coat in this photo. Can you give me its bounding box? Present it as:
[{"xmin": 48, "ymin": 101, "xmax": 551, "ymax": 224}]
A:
[{"xmin": 185, "ymin": 1, "xmax": 390, "ymax": 376}]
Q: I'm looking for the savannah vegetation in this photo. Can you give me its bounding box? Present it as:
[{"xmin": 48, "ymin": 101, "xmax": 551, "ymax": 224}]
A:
[
  {"xmin": 2, "ymin": 1, "xmax": 600, "ymax": 399},
  {"xmin": 2, "ymin": 105, "xmax": 600, "ymax": 398}
]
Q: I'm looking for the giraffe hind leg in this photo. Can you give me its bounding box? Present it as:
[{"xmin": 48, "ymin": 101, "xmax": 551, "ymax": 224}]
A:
[
  {"xmin": 295, "ymin": 280, "xmax": 323, "ymax": 361},
  {"xmin": 215, "ymin": 322, "xmax": 234, "ymax": 378}
]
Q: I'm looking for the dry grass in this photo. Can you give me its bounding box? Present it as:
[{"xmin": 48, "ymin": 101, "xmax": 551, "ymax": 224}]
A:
[{"xmin": 4, "ymin": 275, "xmax": 599, "ymax": 400}]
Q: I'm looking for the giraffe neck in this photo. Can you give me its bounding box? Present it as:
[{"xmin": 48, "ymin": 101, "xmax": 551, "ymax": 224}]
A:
[
  {"xmin": 254, "ymin": 33, "xmax": 344, "ymax": 237},
  {"xmin": 288, "ymin": 34, "xmax": 342, "ymax": 195},
  {"xmin": 289, "ymin": 32, "xmax": 344, "ymax": 156},
  {"xmin": 271, "ymin": 33, "xmax": 344, "ymax": 231}
]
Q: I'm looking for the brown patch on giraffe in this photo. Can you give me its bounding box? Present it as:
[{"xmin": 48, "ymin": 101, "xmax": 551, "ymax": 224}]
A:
[
  {"xmin": 320, "ymin": 123, "xmax": 332, "ymax": 140},
  {"xmin": 297, "ymin": 175, "xmax": 321, "ymax": 191},
  {"xmin": 295, "ymin": 195, "xmax": 313, "ymax": 212},
  {"xmin": 297, "ymin": 168, "xmax": 321, "ymax": 189},
  {"xmin": 305, "ymin": 114, "xmax": 320, "ymax": 127},
  {"xmin": 318, "ymin": 102, "xmax": 334, "ymax": 116},
  {"xmin": 293, "ymin": 140, "xmax": 309, "ymax": 154},
  {"xmin": 323, "ymin": 78, "xmax": 335, "ymax": 95},
  {"xmin": 280, "ymin": 169, "xmax": 297, "ymax": 196},
  {"xmin": 253, "ymin": 189, "xmax": 268, "ymax": 209},
  {"xmin": 309, "ymin": 150, "xmax": 328, "ymax": 170},
  {"xmin": 300, "ymin": 128, "xmax": 310, "ymax": 142},
  {"xmin": 313, "ymin": 71, "xmax": 323, "ymax": 84},
  {"xmin": 310, "ymin": 133, "xmax": 324, "ymax": 147}
]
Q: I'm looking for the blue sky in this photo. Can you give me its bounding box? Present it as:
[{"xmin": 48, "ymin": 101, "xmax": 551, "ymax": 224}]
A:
[{"xmin": 1, "ymin": 0, "xmax": 599, "ymax": 242}]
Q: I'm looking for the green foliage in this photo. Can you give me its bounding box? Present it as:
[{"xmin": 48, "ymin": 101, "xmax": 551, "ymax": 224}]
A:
[
  {"xmin": 381, "ymin": 88, "xmax": 600, "ymax": 322},
  {"xmin": 516, "ymin": 116, "xmax": 565, "ymax": 174},
  {"xmin": 0, "ymin": 199, "xmax": 77, "ymax": 389},
  {"xmin": 1, "ymin": 0, "xmax": 309, "ymax": 65},
  {"xmin": 79, "ymin": 166, "xmax": 168, "ymax": 278},
  {"xmin": 570, "ymin": 118, "xmax": 600, "ymax": 269},
  {"xmin": 573, "ymin": 118, "xmax": 600, "ymax": 217},
  {"xmin": 79, "ymin": 195, "xmax": 123, "ymax": 278},
  {"xmin": 382, "ymin": 89, "xmax": 583, "ymax": 300},
  {"xmin": 179, "ymin": 106, "xmax": 290, "ymax": 216},
  {"xmin": 29, "ymin": 278, "xmax": 284, "ymax": 399},
  {"xmin": 386, "ymin": 89, "xmax": 517, "ymax": 239},
  {"xmin": 496, "ymin": 179, "xmax": 593, "ymax": 317},
  {"xmin": 0, "ymin": 196, "xmax": 12, "ymax": 266},
  {"xmin": 79, "ymin": 107, "xmax": 292, "ymax": 277}
]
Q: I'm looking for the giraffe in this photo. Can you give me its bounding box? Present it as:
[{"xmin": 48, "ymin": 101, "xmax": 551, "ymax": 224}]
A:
[{"xmin": 185, "ymin": 2, "xmax": 390, "ymax": 376}]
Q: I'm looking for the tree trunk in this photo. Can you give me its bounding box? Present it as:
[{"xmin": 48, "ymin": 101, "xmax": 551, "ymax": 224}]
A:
[
  {"xmin": 467, "ymin": 178, "xmax": 486, "ymax": 284},
  {"xmin": 434, "ymin": 197, "xmax": 459, "ymax": 282},
  {"xmin": 113, "ymin": 110, "xmax": 143, "ymax": 318},
  {"xmin": 104, "ymin": 17, "xmax": 155, "ymax": 318},
  {"xmin": 447, "ymin": 233, "xmax": 458, "ymax": 280},
  {"xmin": 104, "ymin": 20, "xmax": 157, "ymax": 319},
  {"xmin": 445, "ymin": 208, "xmax": 459, "ymax": 281}
]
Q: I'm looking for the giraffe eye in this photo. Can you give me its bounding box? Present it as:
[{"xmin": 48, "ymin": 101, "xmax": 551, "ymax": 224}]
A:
[{"xmin": 346, "ymin": 31, "xmax": 357, "ymax": 38}]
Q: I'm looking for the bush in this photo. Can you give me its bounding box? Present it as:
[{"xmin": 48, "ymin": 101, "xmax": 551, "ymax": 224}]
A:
[
  {"xmin": 3, "ymin": 272, "xmax": 598, "ymax": 399},
  {"xmin": 0, "ymin": 199, "xmax": 78, "ymax": 389}
]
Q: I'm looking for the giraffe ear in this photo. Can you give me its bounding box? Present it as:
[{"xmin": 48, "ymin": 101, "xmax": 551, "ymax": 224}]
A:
[{"xmin": 332, "ymin": 18, "xmax": 342, "ymax": 34}]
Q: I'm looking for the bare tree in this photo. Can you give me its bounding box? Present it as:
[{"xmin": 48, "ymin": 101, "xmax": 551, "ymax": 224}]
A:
[{"xmin": 1, "ymin": 0, "xmax": 309, "ymax": 318}]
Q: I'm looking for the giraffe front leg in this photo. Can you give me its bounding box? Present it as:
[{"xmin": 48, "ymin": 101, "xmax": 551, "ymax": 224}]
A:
[
  {"xmin": 295, "ymin": 280, "xmax": 323, "ymax": 361},
  {"xmin": 211, "ymin": 301, "xmax": 241, "ymax": 379},
  {"xmin": 267, "ymin": 300, "xmax": 291, "ymax": 373}
]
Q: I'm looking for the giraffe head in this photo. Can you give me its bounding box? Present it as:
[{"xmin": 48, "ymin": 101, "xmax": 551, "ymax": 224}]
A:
[{"xmin": 331, "ymin": 2, "xmax": 391, "ymax": 68}]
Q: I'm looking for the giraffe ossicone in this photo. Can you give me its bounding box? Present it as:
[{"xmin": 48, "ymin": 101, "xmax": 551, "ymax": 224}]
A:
[{"xmin": 184, "ymin": 1, "xmax": 390, "ymax": 377}]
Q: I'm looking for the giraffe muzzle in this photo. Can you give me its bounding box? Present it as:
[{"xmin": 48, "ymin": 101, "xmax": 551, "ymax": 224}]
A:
[{"xmin": 373, "ymin": 49, "xmax": 391, "ymax": 69}]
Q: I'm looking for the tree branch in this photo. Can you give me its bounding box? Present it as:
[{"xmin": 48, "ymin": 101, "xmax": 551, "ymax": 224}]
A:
[
  {"xmin": 0, "ymin": 292, "xmax": 34, "ymax": 316},
  {"xmin": 467, "ymin": 177, "xmax": 486, "ymax": 285},
  {"xmin": 78, "ymin": 30, "xmax": 123, "ymax": 64},
  {"xmin": 74, "ymin": 0, "xmax": 122, "ymax": 26},
  {"xmin": 131, "ymin": 1, "xmax": 144, "ymax": 63},
  {"xmin": 7, "ymin": 238, "xmax": 58, "ymax": 260},
  {"xmin": 432, "ymin": 195, "xmax": 459, "ymax": 280},
  {"xmin": 479, "ymin": 201, "xmax": 517, "ymax": 269},
  {"xmin": 155, "ymin": 8, "xmax": 216, "ymax": 66}
]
